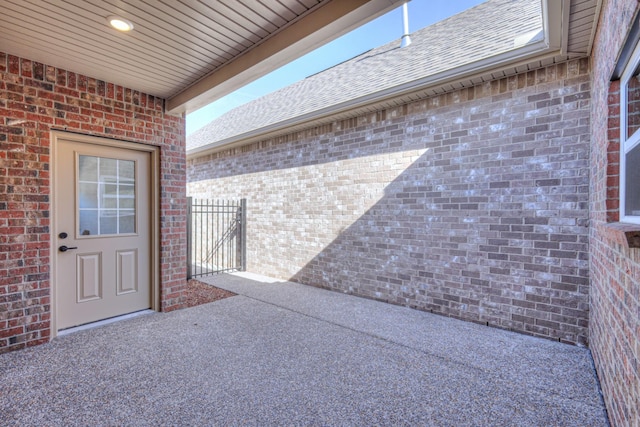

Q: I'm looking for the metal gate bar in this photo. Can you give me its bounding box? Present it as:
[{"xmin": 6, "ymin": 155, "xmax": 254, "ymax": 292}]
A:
[{"xmin": 187, "ymin": 198, "xmax": 246, "ymax": 279}]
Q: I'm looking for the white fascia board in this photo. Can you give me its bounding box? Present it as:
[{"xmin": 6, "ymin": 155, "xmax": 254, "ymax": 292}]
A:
[
  {"xmin": 587, "ymin": 0, "xmax": 604, "ymax": 56},
  {"xmin": 543, "ymin": 0, "xmax": 563, "ymax": 52},
  {"xmin": 187, "ymin": 0, "xmax": 565, "ymax": 158},
  {"xmin": 559, "ymin": 0, "xmax": 571, "ymax": 55}
]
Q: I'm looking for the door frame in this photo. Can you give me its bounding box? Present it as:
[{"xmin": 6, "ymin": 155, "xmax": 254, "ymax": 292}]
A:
[{"xmin": 50, "ymin": 131, "xmax": 160, "ymax": 338}]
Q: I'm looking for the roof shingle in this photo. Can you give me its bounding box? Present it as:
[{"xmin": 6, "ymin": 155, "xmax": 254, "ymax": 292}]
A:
[{"xmin": 188, "ymin": 0, "xmax": 542, "ymax": 152}]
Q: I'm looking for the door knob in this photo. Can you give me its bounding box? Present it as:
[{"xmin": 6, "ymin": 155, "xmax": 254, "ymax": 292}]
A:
[{"xmin": 59, "ymin": 245, "xmax": 78, "ymax": 252}]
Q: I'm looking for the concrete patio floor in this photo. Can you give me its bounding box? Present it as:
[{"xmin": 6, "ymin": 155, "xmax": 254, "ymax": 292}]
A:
[{"xmin": 1, "ymin": 272, "xmax": 608, "ymax": 426}]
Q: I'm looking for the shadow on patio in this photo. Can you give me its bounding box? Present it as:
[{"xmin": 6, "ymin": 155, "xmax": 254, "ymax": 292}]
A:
[{"xmin": 1, "ymin": 272, "xmax": 607, "ymax": 426}]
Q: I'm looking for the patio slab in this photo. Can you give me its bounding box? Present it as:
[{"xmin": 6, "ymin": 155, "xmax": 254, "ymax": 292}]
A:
[{"xmin": 1, "ymin": 273, "xmax": 608, "ymax": 426}]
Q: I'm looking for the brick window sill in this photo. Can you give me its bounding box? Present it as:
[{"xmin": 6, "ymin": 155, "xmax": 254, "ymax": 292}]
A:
[{"xmin": 603, "ymin": 222, "xmax": 640, "ymax": 248}]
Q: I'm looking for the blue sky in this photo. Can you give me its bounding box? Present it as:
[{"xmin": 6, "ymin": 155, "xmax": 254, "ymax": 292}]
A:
[{"xmin": 186, "ymin": 0, "xmax": 486, "ymax": 135}]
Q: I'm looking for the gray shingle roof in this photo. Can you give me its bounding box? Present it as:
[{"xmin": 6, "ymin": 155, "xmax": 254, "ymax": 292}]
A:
[{"xmin": 188, "ymin": 0, "xmax": 542, "ymax": 152}]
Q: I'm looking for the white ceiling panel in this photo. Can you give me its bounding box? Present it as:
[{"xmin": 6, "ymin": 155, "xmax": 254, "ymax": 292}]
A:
[{"xmin": 0, "ymin": 0, "xmax": 402, "ymax": 114}]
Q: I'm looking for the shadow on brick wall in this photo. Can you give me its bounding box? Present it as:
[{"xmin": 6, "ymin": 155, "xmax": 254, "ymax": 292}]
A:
[{"xmin": 289, "ymin": 144, "xmax": 590, "ymax": 345}]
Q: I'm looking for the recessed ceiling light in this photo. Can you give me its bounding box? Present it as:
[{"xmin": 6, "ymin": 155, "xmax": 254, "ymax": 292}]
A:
[{"xmin": 107, "ymin": 16, "xmax": 134, "ymax": 32}]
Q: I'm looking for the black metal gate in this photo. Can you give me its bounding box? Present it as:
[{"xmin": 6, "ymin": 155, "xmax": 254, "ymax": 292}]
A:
[{"xmin": 187, "ymin": 198, "xmax": 246, "ymax": 279}]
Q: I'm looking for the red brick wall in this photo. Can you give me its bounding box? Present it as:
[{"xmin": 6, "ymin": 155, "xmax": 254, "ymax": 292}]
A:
[
  {"xmin": 590, "ymin": 0, "xmax": 640, "ymax": 425},
  {"xmin": 0, "ymin": 51, "xmax": 187, "ymax": 353},
  {"xmin": 189, "ymin": 59, "xmax": 591, "ymax": 345}
]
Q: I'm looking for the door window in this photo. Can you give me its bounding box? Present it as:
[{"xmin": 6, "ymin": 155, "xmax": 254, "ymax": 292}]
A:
[{"xmin": 78, "ymin": 155, "xmax": 136, "ymax": 236}]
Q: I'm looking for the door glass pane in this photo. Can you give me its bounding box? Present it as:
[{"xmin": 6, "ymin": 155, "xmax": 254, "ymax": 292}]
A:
[
  {"xmin": 100, "ymin": 210, "xmax": 118, "ymax": 234},
  {"xmin": 78, "ymin": 155, "xmax": 136, "ymax": 236},
  {"xmin": 627, "ymin": 63, "xmax": 640, "ymax": 139},
  {"xmin": 99, "ymin": 158, "xmax": 118, "ymax": 180},
  {"xmin": 625, "ymin": 143, "xmax": 640, "ymax": 216},
  {"xmin": 119, "ymin": 211, "xmax": 135, "ymax": 233},
  {"xmin": 78, "ymin": 156, "xmax": 98, "ymax": 181},
  {"xmin": 120, "ymin": 185, "xmax": 135, "ymax": 209},
  {"xmin": 79, "ymin": 210, "xmax": 98, "ymax": 236},
  {"xmin": 102, "ymin": 183, "xmax": 118, "ymax": 208},
  {"xmin": 78, "ymin": 183, "xmax": 98, "ymax": 209},
  {"xmin": 119, "ymin": 161, "xmax": 134, "ymax": 180}
]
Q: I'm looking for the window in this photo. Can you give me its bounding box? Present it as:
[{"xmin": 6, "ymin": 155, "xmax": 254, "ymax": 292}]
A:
[
  {"xmin": 78, "ymin": 155, "xmax": 136, "ymax": 236},
  {"xmin": 620, "ymin": 42, "xmax": 640, "ymax": 223}
]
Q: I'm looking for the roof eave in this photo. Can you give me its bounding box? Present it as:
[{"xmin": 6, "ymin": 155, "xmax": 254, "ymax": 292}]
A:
[
  {"xmin": 187, "ymin": 0, "xmax": 564, "ymax": 159},
  {"xmin": 168, "ymin": 0, "xmax": 404, "ymax": 116}
]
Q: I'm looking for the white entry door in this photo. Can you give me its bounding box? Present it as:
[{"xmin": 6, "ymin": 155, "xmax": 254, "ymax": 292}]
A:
[{"xmin": 55, "ymin": 136, "xmax": 152, "ymax": 330}]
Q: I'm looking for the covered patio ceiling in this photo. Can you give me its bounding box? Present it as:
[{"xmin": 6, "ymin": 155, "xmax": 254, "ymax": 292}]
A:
[{"xmin": 0, "ymin": 0, "xmax": 403, "ymax": 115}]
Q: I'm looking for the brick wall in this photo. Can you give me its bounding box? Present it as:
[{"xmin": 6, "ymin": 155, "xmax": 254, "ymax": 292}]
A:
[
  {"xmin": 0, "ymin": 52, "xmax": 187, "ymax": 353},
  {"xmin": 589, "ymin": 0, "xmax": 640, "ymax": 425},
  {"xmin": 188, "ymin": 59, "xmax": 591, "ymax": 345}
]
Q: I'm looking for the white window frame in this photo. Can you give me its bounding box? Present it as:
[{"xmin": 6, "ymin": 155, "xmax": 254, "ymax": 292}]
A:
[{"xmin": 620, "ymin": 41, "xmax": 640, "ymax": 224}]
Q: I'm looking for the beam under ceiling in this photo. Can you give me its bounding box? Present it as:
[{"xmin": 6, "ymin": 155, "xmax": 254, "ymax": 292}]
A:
[{"xmin": 167, "ymin": 0, "xmax": 404, "ymax": 115}]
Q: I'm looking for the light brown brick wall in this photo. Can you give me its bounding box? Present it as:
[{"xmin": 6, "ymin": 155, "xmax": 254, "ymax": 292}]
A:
[
  {"xmin": 188, "ymin": 59, "xmax": 591, "ymax": 345},
  {"xmin": 0, "ymin": 52, "xmax": 187, "ymax": 353},
  {"xmin": 590, "ymin": 0, "xmax": 640, "ymax": 425}
]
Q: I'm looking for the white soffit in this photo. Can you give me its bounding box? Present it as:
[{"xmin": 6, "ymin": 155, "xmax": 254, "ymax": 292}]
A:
[
  {"xmin": 0, "ymin": 0, "xmax": 403, "ymax": 115},
  {"xmin": 168, "ymin": 0, "xmax": 407, "ymax": 115}
]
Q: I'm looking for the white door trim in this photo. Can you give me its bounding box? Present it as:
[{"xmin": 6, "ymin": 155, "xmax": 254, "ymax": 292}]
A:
[{"xmin": 50, "ymin": 131, "xmax": 160, "ymax": 339}]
